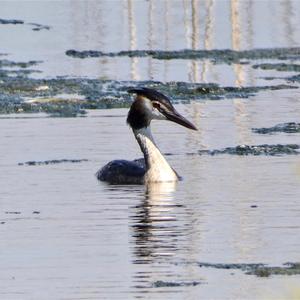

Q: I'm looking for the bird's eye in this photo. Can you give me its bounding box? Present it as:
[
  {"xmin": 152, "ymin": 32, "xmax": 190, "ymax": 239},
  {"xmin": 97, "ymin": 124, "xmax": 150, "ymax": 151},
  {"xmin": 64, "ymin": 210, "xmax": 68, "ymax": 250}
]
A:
[{"xmin": 153, "ymin": 102, "xmax": 161, "ymax": 109}]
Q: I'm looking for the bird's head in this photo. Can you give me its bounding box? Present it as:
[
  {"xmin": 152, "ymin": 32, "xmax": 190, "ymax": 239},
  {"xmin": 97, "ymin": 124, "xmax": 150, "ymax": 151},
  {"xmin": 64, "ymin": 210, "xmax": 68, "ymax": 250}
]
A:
[{"xmin": 127, "ymin": 87, "xmax": 197, "ymax": 131}]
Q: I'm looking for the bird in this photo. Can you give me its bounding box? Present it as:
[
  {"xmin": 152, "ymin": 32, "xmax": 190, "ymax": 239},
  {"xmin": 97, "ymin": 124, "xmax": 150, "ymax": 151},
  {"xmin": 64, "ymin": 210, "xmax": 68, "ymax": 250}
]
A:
[{"xmin": 97, "ymin": 87, "xmax": 197, "ymax": 184}]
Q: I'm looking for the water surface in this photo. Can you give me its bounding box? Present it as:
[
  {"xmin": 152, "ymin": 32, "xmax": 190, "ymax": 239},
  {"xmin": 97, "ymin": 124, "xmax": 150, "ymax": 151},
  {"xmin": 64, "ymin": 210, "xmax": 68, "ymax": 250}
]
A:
[{"xmin": 1, "ymin": 103, "xmax": 300, "ymax": 299}]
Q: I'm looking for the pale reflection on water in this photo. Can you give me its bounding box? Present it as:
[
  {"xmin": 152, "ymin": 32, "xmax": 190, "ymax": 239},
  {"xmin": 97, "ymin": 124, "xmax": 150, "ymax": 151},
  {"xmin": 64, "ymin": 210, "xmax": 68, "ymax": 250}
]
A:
[
  {"xmin": 132, "ymin": 182, "xmax": 178, "ymax": 262},
  {"xmin": 129, "ymin": 181, "xmax": 196, "ymax": 294},
  {"xmin": 1, "ymin": 0, "xmax": 300, "ymax": 82}
]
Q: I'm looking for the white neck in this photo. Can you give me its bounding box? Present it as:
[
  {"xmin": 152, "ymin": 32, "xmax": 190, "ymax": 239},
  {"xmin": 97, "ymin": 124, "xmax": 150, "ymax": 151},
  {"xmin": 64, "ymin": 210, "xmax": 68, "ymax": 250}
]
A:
[{"xmin": 133, "ymin": 127, "xmax": 178, "ymax": 183}]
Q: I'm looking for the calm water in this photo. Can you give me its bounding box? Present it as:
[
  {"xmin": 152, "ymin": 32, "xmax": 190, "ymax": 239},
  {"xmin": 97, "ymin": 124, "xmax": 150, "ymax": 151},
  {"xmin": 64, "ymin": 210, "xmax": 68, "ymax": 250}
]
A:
[
  {"xmin": 1, "ymin": 1, "xmax": 300, "ymax": 299},
  {"xmin": 1, "ymin": 102, "xmax": 300, "ymax": 299},
  {"xmin": 1, "ymin": 0, "xmax": 300, "ymax": 82}
]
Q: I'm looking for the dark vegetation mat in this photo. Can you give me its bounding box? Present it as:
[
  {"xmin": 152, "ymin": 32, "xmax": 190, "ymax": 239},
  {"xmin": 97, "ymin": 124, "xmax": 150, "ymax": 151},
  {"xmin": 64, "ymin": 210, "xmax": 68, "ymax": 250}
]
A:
[
  {"xmin": 197, "ymin": 144, "xmax": 300, "ymax": 156},
  {"xmin": 253, "ymin": 122, "xmax": 300, "ymax": 134},
  {"xmin": 18, "ymin": 159, "xmax": 88, "ymax": 166},
  {"xmin": 198, "ymin": 262, "xmax": 300, "ymax": 277}
]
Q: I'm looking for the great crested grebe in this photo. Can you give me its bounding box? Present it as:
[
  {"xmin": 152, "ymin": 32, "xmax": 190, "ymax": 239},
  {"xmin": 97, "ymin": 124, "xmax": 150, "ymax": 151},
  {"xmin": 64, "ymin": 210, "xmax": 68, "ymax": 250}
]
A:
[{"xmin": 97, "ymin": 87, "xmax": 197, "ymax": 184}]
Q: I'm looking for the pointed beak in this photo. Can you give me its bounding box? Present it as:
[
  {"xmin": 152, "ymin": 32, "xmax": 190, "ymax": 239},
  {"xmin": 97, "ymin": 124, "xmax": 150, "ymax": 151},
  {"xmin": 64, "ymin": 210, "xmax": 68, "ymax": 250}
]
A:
[{"xmin": 163, "ymin": 109, "xmax": 197, "ymax": 130}]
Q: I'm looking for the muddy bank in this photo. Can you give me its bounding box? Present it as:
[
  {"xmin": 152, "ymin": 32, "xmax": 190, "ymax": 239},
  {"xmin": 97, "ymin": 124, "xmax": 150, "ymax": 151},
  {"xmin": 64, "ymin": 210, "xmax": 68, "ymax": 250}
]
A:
[
  {"xmin": 253, "ymin": 122, "xmax": 300, "ymax": 134},
  {"xmin": 197, "ymin": 144, "xmax": 300, "ymax": 156},
  {"xmin": 198, "ymin": 262, "xmax": 300, "ymax": 277},
  {"xmin": 66, "ymin": 47, "xmax": 300, "ymax": 63}
]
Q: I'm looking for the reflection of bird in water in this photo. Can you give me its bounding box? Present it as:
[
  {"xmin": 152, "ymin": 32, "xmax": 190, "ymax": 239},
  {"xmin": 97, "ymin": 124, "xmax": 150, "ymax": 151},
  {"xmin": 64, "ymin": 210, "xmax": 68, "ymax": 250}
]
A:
[
  {"xmin": 97, "ymin": 88, "xmax": 197, "ymax": 184},
  {"xmin": 131, "ymin": 181, "xmax": 178, "ymax": 263}
]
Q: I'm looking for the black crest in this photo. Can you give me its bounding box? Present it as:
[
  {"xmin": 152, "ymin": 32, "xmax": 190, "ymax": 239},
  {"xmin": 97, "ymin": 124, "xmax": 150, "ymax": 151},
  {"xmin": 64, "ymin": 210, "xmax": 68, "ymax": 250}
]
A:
[
  {"xmin": 127, "ymin": 87, "xmax": 175, "ymax": 130},
  {"xmin": 128, "ymin": 87, "xmax": 173, "ymax": 110}
]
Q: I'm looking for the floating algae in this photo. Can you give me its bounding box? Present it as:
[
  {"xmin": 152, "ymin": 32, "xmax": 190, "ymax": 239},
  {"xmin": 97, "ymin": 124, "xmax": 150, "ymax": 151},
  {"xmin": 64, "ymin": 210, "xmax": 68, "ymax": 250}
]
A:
[
  {"xmin": 0, "ymin": 59, "xmax": 132, "ymax": 116},
  {"xmin": 0, "ymin": 18, "xmax": 24, "ymax": 25},
  {"xmin": 287, "ymin": 74, "xmax": 300, "ymax": 82},
  {"xmin": 0, "ymin": 79, "xmax": 296, "ymax": 116},
  {"xmin": 198, "ymin": 262, "xmax": 300, "ymax": 277},
  {"xmin": 0, "ymin": 53, "xmax": 298, "ymax": 116},
  {"xmin": 0, "ymin": 18, "xmax": 50, "ymax": 31},
  {"xmin": 199, "ymin": 262, "xmax": 265, "ymax": 271},
  {"xmin": 0, "ymin": 59, "xmax": 41, "ymax": 69},
  {"xmin": 1, "ymin": 59, "xmax": 296, "ymax": 116},
  {"xmin": 66, "ymin": 47, "xmax": 300, "ymax": 63},
  {"xmin": 197, "ymin": 144, "xmax": 300, "ymax": 156},
  {"xmin": 18, "ymin": 159, "xmax": 89, "ymax": 166},
  {"xmin": 27, "ymin": 22, "xmax": 51, "ymax": 31},
  {"xmin": 147, "ymin": 82, "xmax": 297, "ymax": 101},
  {"xmin": 246, "ymin": 262, "xmax": 300, "ymax": 277},
  {"xmin": 0, "ymin": 69, "xmax": 42, "ymax": 77},
  {"xmin": 253, "ymin": 122, "xmax": 300, "ymax": 134},
  {"xmin": 152, "ymin": 280, "xmax": 201, "ymax": 288},
  {"xmin": 253, "ymin": 63, "xmax": 300, "ymax": 72}
]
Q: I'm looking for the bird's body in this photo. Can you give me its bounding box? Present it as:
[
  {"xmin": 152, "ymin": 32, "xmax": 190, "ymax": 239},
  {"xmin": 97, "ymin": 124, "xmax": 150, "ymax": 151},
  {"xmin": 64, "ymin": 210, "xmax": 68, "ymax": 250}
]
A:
[
  {"xmin": 96, "ymin": 159, "xmax": 145, "ymax": 184},
  {"xmin": 97, "ymin": 88, "xmax": 197, "ymax": 185}
]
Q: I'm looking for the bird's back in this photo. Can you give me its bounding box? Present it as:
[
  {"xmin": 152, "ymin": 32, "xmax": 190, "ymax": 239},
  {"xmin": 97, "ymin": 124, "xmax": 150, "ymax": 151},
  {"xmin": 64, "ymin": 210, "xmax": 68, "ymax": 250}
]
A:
[{"xmin": 96, "ymin": 159, "xmax": 146, "ymax": 185}]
